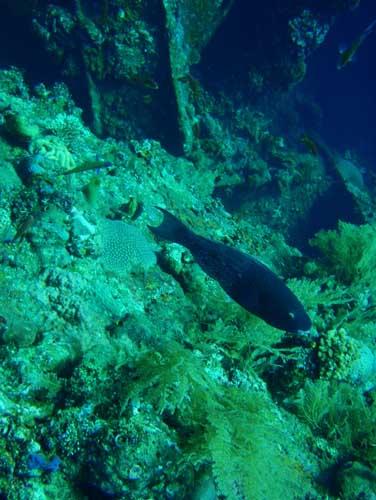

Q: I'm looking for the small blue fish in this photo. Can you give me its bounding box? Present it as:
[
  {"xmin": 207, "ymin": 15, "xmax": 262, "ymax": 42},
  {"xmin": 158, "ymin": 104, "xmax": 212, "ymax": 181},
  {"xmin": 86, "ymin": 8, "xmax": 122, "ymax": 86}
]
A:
[
  {"xmin": 149, "ymin": 208, "xmax": 312, "ymax": 334},
  {"xmin": 27, "ymin": 453, "xmax": 61, "ymax": 473}
]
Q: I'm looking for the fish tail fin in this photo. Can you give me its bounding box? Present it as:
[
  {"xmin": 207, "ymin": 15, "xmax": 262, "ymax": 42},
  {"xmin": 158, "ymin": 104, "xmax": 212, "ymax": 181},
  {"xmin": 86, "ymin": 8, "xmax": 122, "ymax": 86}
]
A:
[{"xmin": 149, "ymin": 207, "xmax": 191, "ymax": 245}]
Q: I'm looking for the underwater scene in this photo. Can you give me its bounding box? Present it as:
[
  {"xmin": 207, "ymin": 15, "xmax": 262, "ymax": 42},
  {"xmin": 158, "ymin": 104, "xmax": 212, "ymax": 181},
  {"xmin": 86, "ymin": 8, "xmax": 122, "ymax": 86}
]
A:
[{"xmin": 0, "ymin": 0, "xmax": 376, "ymax": 499}]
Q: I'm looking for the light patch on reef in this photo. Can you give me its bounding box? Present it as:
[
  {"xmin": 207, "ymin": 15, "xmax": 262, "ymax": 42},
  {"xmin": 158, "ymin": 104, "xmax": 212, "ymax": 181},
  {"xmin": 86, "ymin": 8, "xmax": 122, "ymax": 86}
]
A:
[{"xmin": 98, "ymin": 219, "xmax": 156, "ymax": 273}]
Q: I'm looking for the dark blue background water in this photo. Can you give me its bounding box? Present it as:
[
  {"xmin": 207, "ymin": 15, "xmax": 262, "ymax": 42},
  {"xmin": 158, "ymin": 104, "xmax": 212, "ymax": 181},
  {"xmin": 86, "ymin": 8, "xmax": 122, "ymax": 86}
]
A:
[
  {"xmin": 198, "ymin": 0, "xmax": 376, "ymax": 170},
  {"xmin": 304, "ymin": 0, "xmax": 376, "ymax": 168}
]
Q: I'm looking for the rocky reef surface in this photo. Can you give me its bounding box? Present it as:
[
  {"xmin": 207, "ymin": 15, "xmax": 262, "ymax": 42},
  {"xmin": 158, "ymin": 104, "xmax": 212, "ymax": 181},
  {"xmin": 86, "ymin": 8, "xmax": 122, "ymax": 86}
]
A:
[{"xmin": 0, "ymin": 1, "xmax": 375, "ymax": 499}]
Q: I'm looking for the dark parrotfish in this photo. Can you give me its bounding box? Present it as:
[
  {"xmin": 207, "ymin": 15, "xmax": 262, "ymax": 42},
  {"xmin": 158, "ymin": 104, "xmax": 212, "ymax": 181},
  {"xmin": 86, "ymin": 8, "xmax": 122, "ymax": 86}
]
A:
[{"xmin": 149, "ymin": 208, "xmax": 312, "ymax": 334}]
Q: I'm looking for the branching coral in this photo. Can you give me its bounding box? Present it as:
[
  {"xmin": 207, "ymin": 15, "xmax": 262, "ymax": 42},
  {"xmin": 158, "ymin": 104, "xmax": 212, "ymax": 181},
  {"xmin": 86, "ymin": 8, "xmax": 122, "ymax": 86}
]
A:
[
  {"xmin": 310, "ymin": 221, "xmax": 376, "ymax": 285},
  {"xmin": 293, "ymin": 380, "xmax": 376, "ymax": 468},
  {"xmin": 121, "ymin": 341, "xmax": 314, "ymax": 499}
]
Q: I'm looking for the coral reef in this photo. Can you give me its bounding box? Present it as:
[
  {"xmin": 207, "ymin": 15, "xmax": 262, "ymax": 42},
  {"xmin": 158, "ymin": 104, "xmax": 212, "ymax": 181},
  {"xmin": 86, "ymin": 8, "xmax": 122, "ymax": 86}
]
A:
[{"xmin": 0, "ymin": 1, "xmax": 375, "ymax": 498}]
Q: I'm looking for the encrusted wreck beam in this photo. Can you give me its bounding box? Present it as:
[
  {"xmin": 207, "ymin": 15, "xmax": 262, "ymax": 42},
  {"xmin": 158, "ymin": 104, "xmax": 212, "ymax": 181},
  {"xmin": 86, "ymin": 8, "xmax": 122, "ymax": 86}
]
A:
[{"xmin": 162, "ymin": 0, "xmax": 235, "ymax": 155}]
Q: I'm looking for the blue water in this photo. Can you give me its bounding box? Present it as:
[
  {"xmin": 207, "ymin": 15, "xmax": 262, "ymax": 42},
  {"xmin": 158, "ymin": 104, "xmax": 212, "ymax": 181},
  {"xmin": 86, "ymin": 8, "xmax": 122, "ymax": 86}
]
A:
[{"xmin": 304, "ymin": 0, "xmax": 376, "ymax": 167}]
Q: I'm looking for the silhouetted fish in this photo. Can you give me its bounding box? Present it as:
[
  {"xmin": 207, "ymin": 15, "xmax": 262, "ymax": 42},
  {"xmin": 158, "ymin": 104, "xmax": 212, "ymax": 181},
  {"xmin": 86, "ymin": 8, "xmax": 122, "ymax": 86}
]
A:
[
  {"xmin": 149, "ymin": 208, "xmax": 312, "ymax": 334},
  {"xmin": 337, "ymin": 18, "xmax": 376, "ymax": 69}
]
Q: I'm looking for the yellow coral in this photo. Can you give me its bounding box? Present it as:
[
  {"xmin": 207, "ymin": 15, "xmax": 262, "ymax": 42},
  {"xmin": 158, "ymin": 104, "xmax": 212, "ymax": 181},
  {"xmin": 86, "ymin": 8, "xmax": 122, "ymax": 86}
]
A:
[{"xmin": 318, "ymin": 327, "xmax": 357, "ymax": 380}]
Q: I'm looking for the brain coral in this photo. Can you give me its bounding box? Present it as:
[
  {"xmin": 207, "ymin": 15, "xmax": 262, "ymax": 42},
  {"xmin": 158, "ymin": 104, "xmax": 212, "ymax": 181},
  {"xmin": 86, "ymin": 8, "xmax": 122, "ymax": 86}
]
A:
[{"xmin": 99, "ymin": 219, "xmax": 156, "ymax": 273}]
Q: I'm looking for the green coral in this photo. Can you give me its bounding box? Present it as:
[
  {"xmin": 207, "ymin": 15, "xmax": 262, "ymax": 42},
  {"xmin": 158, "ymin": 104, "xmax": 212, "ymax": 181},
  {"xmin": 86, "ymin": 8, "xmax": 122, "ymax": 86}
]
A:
[
  {"xmin": 293, "ymin": 380, "xmax": 376, "ymax": 468},
  {"xmin": 310, "ymin": 221, "xmax": 376, "ymax": 285},
  {"xmin": 121, "ymin": 341, "xmax": 313, "ymax": 499},
  {"xmin": 204, "ymin": 390, "xmax": 310, "ymax": 500}
]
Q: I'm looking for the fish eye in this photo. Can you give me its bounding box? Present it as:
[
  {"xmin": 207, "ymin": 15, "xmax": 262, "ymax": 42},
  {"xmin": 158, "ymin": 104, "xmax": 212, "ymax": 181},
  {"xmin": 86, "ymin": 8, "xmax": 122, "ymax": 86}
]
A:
[{"xmin": 288, "ymin": 312, "xmax": 295, "ymax": 319}]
